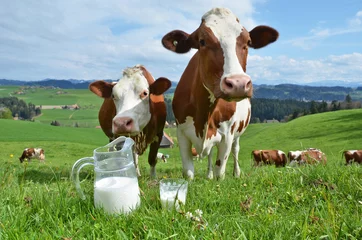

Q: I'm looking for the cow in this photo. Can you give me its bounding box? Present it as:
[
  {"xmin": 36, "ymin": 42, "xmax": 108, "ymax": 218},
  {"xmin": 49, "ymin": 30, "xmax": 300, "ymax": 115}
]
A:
[
  {"xmin": 251, "ymin": 150, "xmax": 287, "ymax": 167},
  {"xmin": 89, "ymin": 65, "xmax": 171, "ymax": 177},
  {"xmin": 343, "ymin": 150, "xmax": 362, "ymax": 164},
  {"xmin": 19, "ymin": 148, "xmax": 45, "ymax": 163},
  {"xmin": 352, "ymin": 151, "xmax": 362, "ymax": 164},
  {"xmin": 162, "ymin": 7, "xmax": 278, "ymax": 179},
  {"xmin": 157, "ymin": 152, "xmax": 169, "ymax": 163},
  {"xmin": 289, "ymin": 148, "xmax": 327, "ymax": 165}
]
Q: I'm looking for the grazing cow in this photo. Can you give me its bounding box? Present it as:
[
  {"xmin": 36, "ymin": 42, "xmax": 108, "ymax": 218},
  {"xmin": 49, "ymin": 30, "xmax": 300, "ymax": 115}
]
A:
[
  {"xmin": 352, "ymin": 151, "xmax": 362, "ymax": 164},
  {"xmin": 157, "ymin": 152, "xmax": 169, "ymax": 163},
  {"xmin": 19, "ymin": 148, "xmax": 45, "ymax": 163},
  {"xmin": 162, "ymin": 7, "xmax": 278, "ymax": 179},
  {"xmin": 252, "ymin": 150, "xmax": 287, "ymax": 167},
  {"xmin": 89, "ymin": 65, "xmax": 171, "ymax": 177},
  {"xmin": 289, "ymin": 148, "xmax": 327, "ymax": 165},
  {"xmin": 343, "ymin": 150, "xmax": 362, "ymax": 164}
]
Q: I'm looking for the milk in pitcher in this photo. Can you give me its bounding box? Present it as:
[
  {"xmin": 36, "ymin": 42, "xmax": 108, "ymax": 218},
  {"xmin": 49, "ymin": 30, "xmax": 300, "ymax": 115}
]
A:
[{"xmin": 94, "ymin": 176, "xmax": 140, "ymax": 214}]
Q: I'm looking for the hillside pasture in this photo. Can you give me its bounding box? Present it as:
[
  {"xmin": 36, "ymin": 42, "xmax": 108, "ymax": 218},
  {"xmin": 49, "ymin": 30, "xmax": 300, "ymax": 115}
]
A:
[
  {"xmin": 34, "ymin": 108, "xmax": 101, "ymax": 128},
  {"xmin": 0, "ymin": 109, "xmax": 361, "ymax": 239},
  {"xmin": 0, "ymin": 86, "xmax": 103, "ymax": 107}
]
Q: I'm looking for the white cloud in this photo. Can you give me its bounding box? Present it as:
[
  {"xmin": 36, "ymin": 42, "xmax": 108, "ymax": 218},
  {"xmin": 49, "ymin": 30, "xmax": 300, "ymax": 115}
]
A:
[
  {"xmin": 247, "ymin": 53, "xmax": 362, "ymax": 84},
  {"xmin": 287, "ymin": 10, "xmax": 362, "ymax": 50},
  {"xmin": 0, "ymin": 0, "xmax": 261, "ymax": 81}
]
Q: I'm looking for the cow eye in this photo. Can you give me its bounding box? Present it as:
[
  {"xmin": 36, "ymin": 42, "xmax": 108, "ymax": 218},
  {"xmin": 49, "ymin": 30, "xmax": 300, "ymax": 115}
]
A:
[
  {"xmin": 199, "ymin": 39, "xmax": 205, "ymax": 47},
  {"xmin": 140, "ymin": 90, "xmax": 148, "ymax": 99}
]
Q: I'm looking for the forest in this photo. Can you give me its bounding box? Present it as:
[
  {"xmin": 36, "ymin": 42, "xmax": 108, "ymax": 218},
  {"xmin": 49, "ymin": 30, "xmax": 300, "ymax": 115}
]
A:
[{"xmin": 0, "ymin": 97, "xmax": 41, "ymax": 120}]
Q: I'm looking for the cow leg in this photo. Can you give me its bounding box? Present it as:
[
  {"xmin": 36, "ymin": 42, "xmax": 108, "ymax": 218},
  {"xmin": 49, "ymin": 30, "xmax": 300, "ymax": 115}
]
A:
[
  {"xmin": 133, "ymin": 152, "xmax": 141, "ymax": 177},
  {"xmin": 148, "ymin": 139, "xmax": 161, "ymax": 179},
  {"xmin": 214, "ymin": 141, "xmax": 232, "ymax": 180},
  {"xmin": 231, "ymin": 138, "xmax": 241, "ymax": 178},
  {"xmin": 207, "ymin": 148, "xmax": 214, "ymax": 179},
  {"xmin": 177, "ymin": 128, "xmax": 194, "ymax": 179}
]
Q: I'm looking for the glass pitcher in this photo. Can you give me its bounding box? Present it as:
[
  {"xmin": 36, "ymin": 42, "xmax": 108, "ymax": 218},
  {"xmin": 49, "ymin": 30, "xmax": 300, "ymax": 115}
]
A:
[{"xmin": 71, "ymin": 136, "xmax": 140, "ymax": 214}]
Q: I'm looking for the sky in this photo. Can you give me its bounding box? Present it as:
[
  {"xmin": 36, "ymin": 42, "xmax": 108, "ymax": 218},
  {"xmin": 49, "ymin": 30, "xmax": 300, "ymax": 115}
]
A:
[{"xmin": 0, "ymin": 0, "xmax": 362, "ymax": 86}]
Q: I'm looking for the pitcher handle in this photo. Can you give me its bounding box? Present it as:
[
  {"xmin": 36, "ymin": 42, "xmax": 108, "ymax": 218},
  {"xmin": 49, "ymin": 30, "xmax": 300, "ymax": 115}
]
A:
[{"xmin": 71, "ymin": 157, "xmax": 94, "ymax": 200}]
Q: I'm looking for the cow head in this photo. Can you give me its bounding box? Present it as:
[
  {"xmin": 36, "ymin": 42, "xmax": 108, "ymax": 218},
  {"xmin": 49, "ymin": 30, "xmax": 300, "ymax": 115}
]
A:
[
  {"xmin": 36, "ymin": 148, "xmax": 45, "ymax": 160},
  {"xmin": 162, "ymin": 8, "xmax": 278, "ymax": 102},
  {"xmin": 89, "ymin": 65, "xmax": 171, "ymax": 136}
]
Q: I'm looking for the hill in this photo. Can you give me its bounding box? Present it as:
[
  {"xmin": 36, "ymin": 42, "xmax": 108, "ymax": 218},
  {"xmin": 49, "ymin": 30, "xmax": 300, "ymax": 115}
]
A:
[
  {"xmin": 1, "ymin": 108, "xmax": 361, "ymax": 168},
  {"xmin": 2, "ymin": 79, "xmax": 362, "ymax": 101},
  {"xmin": 1, "ymin": 109, "xmax": 361, "ymax": 239}
]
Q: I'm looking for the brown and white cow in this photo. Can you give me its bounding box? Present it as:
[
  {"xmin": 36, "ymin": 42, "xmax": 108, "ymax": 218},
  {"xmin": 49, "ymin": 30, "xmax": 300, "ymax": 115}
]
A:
[
  {"xmin": 19, "ymin": 148, "xmax": 45, "ymax": 163},
  {"xmin": 157, "ymin": 152, "xmax": 169, "ymax": 163},
  {"xmin": 162, "ymin": 8, "xmax": 278, "ymax": 179},
  {"xmin": 89, "ymin": 65, "xmax": 171, "ymax": 177},
  {"xmin": 343, "ymin": 150, "xmax": 362, "ymax": 164},
  {"xmin": 289, "ymin": 148, "xmax": 327, "ymax": 165},
  {"xmin": 252, "ymin": 150, "xmax": 287, "ymax": 167}
]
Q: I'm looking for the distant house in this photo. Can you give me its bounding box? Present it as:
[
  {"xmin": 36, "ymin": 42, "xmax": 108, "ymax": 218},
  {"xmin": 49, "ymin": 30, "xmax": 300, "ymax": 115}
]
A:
[
  {"xmin": 159, "ymin": 132, "xmax": 174, "ymax": 148},
  {"xmin": 265, "ymin": 119, "xmax": 279, "ymax": 123}
]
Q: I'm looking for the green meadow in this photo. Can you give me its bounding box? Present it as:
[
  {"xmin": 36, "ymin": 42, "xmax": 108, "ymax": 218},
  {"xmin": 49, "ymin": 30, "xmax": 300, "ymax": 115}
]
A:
[{"xmin": 0, "ymin": 86, "xmax": 361, "ymax": 239}]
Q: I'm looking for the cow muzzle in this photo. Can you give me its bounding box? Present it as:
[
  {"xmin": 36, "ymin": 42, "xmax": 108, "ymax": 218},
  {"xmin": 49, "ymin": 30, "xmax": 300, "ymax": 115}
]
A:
[
  {"xmin": 113, "ymin": 117, "xmax": 136, "ymax": 135},
  {"xmin": 221, "ymin": 74, "xmax": 253, "ymax": 101}
]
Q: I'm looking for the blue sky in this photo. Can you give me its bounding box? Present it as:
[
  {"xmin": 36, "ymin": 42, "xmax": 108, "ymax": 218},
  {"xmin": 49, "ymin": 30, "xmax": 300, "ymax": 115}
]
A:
[{"xmin": 0, "ymin": 0, "xmax": 361, "ymax": 86}]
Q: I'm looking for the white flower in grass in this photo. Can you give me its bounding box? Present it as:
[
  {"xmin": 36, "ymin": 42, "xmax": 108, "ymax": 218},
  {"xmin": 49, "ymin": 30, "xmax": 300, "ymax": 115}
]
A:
[
  {"xmin": 185, "ymin": 211, "xmax": 193, "ymax": 219},
  {"xmin": 195, "ymin": 209, "xmax": 203, "ymax": 217},
  {"xmin": 194, "ymin": 216, "xmax": 201, "ymax": 222},
  {"xmin": 359, "ymin": 200, "xmax": 362, "ymax": 205}
]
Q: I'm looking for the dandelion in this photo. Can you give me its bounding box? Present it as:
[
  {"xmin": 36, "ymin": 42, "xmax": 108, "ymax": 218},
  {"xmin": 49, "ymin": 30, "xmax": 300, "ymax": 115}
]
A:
[
  {"xmin": 195, "ymin": 209, "xmax": 203, "ymax": 217},
  {"xmin": 185, "ymin": 211, "xmax": 193, "ymax": 219},
  {"xmin": 10, "ymin": 154, "xmax": 14, "ymax": 158}
]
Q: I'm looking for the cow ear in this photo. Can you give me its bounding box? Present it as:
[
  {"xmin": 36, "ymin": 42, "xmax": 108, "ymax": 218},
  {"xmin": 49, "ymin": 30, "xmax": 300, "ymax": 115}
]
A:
[
  {"xmin": 248, "ymin": 25, "xmax": 279, "ymax": 49},
  {"xmin": 162, "ymin": 30, "xmax": 194, "ymax": 53},
  {"xmin": 89, "ymin": 80, "xmax": 114, "ymax": 98},
  {"xmin": 150, "ymin": 77, "xmax": 171, "ymax": 95}
]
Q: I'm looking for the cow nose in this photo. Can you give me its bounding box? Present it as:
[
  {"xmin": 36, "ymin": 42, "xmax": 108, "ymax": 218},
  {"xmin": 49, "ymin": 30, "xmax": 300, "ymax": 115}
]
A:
[
  {"xmin": 113, "ymin": 117, "xmax": 134, "ymax": 133},
  {"xmin": 222, "ymin": 75, "xmax": 252, "ymax": 99}
]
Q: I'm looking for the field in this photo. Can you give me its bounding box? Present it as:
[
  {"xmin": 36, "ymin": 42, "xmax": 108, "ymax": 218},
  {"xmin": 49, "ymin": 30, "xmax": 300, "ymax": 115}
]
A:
[{"xmin": 0, "ymin": 86, "xmax": 361, "ymax": 239}]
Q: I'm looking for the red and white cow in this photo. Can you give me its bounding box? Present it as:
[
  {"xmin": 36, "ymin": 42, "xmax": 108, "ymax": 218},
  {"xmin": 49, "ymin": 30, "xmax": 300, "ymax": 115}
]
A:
[
  {"xmin": 89, "ymin": 65, "xmax": 171, "ymax": 177},
  {"xmin": 19, "ymin": 148, "xmax": 45, "ymax": 163},
  {"xmin": 162, "ymin": 8, "xmax": 278, "ymax": 179},
  {"xmin": 343, "ymin": 150, "xmax": 362, "ymax": 164},
  {"xmin": 252, "ymin": 149, "xmax": 287, "ymax": 167},
  {"xmin": 157, "ymin": 152, "xmax": 169, "ymax": 163},
  {"xmin": 289, "ymin": 148, "xmax": 327, "ymax": 165}
]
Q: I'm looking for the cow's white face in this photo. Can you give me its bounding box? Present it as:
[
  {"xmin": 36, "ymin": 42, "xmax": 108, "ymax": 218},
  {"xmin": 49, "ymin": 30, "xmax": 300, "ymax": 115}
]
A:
[
  {"xmin": 112, "ymin": 69, "xmax": 151, "ymax": 136},
  {"xmin": 203, "ymin": 8, "xmax": 250, "ymax": 97}
]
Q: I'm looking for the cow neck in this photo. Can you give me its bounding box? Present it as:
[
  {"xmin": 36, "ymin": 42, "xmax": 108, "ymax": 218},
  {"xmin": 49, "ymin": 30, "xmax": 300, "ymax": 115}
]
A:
[
  {"xmin": 192, "ymin": 73, "xmax": 237, "ymax": 140},
  {"xmin": 132, "ymin": 94, "xmax": 165, "ymax": 155}
]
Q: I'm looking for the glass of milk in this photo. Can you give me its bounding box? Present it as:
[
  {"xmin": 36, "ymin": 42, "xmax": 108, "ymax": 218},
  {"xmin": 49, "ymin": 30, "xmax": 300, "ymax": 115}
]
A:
[
  {"xmin": 72, "ymin": 136, "xmax": 140, "ymax": 215},
  {"xmin": 159, "ymin": 179, "xmax": 188, "ymax": 211}
]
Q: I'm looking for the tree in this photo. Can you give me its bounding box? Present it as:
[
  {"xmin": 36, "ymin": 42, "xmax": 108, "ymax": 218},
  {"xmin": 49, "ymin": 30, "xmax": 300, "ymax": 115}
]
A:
[
  {"xmin": 345, "ymin": 94, "xmax": 352, "ymax": 103},
  {"xmin": 310, "ymin": 101, "xmax": 318, "ymax": 114},
  {"xmin": 0, "ymin": 107, "xmax": 13, "ymax": 119}
]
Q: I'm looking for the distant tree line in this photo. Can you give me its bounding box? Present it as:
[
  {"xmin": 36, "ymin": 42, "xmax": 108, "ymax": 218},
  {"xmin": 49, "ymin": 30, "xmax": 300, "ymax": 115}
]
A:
[
  {"xmin": 0, "ymin": 97, "xmax": 41, "ymax": 120},
  {"xmin": 163, "ymin": 94, "xmax": 361, "ymax": 125},
  {"xmin": 250, "ymin": 94, "xmax": 361, "ymax": 123}
]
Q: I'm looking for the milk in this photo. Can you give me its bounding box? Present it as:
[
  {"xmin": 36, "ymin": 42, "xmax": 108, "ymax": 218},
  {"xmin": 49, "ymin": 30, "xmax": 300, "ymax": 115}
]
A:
[
  {"xmin": 94, "ymin": 176, "xmax": 140, "ymax": 214},
  {"xmin": 160, "ymin": 190, "xmax": 187, "ymax": 210}
]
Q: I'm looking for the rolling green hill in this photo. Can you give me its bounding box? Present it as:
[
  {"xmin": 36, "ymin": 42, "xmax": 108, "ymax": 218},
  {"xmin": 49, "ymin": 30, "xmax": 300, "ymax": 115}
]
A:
[{"xmin": 1, "ymin": 108, "xmax": 361, "ymax": 169}]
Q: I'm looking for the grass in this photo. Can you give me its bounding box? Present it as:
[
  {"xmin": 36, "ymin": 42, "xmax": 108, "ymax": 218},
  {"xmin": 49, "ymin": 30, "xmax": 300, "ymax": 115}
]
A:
[{"xmin": 1, "ymin": 106, "xmax": 362, "ymax": 238}]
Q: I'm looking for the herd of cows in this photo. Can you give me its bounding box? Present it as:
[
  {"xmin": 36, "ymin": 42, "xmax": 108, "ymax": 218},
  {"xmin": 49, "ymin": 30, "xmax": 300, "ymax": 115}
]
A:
[{"xmin": 17, "ymin": 8, "xmax": 362, "ymax": 179}]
